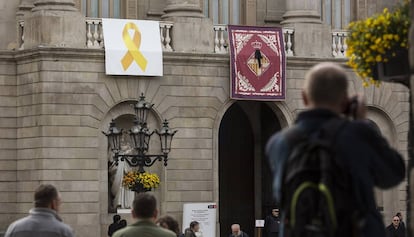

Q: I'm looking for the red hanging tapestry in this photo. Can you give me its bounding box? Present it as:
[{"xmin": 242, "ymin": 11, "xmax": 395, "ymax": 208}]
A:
[{"xmin": 228, "ymin": 25, "xmax": 286, "ymax": 100}]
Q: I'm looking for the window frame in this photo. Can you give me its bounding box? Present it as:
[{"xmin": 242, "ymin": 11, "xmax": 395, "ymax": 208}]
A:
[
  {"xmin": 203, "ymin": 0, "xmax": 246, "ymax": 25},
  {"xmin": 321, "ymin": 0, "xmax": 355, "ymax": 30},
  {"xmin": 80, "ymin": 0, "xmax": 125, "ymax": 18}
]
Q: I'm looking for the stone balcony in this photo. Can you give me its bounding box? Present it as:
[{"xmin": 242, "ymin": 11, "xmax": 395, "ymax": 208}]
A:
[{"xmin": 17, "ymin": 18, "xmax": 349, "ymax": 58}]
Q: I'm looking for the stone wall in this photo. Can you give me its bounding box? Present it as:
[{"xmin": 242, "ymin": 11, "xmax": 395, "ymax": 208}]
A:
[{"xmin": 0, "ymin": 51, "xmax": 17, "ymax": 231}]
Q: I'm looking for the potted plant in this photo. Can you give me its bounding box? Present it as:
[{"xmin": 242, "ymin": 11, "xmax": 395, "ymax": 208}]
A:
[
  {"xmin": 122, "ymin": 171, "xmax": 161, "ymax": 193},
  {"xmin": 346, "ymin": 1, "xmax": 410, "ymax": 87}
]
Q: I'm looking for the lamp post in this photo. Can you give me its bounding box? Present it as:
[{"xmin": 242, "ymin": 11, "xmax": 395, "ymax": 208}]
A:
[{"xmin": 103, "ymin": 93, "xmax": 177, "ymax": 173}]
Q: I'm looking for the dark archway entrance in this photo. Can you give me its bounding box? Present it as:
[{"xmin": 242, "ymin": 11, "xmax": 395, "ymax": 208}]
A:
[{"xmin": 219, "ymin": 102, "xmax": 282, "ymax": 237}]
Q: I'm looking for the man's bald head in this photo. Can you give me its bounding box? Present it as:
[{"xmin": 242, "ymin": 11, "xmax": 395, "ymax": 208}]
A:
[
  {"xmin": 231, "ymin": 224, "xmax": 241, "ymax": 235},
  {"xmin": 303, "ymin": 62, "xmax": 348, "ymax": 111}
]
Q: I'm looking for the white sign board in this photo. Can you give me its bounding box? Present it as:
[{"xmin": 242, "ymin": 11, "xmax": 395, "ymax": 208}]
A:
[
  {"xmin": 102, "ymin": 18, "xmax": 163, "ymax": 76},
  {"xmin": 182, "ymin": 203, "xmax": 217, "ymax": 237},
  {"xmin": 255, "ymin": 220, "xmax": 265, "ymax": 227}
]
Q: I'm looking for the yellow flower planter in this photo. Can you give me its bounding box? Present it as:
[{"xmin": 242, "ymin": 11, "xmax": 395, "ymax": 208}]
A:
[{"xmin": 346, "ymin": 1, "xmax": 410, "ymax": 86}]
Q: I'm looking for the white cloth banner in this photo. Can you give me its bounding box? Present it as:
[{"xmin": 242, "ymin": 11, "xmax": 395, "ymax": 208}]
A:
[{"xmin": 102, "ymin": 18, "xmax": 163, "ymax": 76}]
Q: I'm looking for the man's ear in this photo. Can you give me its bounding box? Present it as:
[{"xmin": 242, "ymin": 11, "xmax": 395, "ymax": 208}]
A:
[
  {"xmin": 302, "ymin": 90, "xmax": 309, "ymax": 106},
  {"xmin": 50, "ymin": 199, "xmax": 59, "ymax": 211},
  {"xmin": 153, "ymin": 209, "xmax": 159, "ymax": 219}
]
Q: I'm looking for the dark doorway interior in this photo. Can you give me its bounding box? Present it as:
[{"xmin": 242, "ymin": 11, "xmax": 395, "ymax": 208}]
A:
[
  {"xmin": 219, "ymin": 102, "xmax": 281, "ymax": 237},
  {"xmin": 219, "ymin": 103, "xmax": 255, "ymax": 237},
  {"xmin": 260, "ymin": 104, "xmax": 281, "ymax": 218}
]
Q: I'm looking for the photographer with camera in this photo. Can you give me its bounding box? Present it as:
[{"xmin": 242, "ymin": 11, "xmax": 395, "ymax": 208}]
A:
[{"xmin": 266, "ymin": 62, "xmax": 405, "ymax": 237}]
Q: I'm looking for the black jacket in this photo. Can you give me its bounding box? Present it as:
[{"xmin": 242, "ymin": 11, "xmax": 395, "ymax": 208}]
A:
[{"xmin": 266, "ymin": 109, "xmax": 405, "ymax": 237}]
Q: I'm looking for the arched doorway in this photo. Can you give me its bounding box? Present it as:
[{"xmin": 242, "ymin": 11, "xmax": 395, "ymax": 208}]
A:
[{"xmin": 219, "ymin": 101, "xmax": 282, "ymax": 237}]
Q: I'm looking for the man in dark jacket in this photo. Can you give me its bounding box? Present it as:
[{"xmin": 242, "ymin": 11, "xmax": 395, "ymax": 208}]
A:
[
  {"xmin": 266, "ymin": 62, "xmax": 405, "ymax": 237},
  {"xmin": 108, "ymin": 215, "xmax": 121, "ymax": 236},
  {"xmin": 386, "ymin": 216, "xmax": 405, "ymax": 237},
  {"xmin": 264, "ymin": 208, "xmax": 280, "ymax": 237}
]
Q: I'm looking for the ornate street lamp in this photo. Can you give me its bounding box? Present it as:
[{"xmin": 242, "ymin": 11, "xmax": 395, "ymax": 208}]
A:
[{"xmin": 103, "ymin": 94, "xmax": 177, "ymax": 173}]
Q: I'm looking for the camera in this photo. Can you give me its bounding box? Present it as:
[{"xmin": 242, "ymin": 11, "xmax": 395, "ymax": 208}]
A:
[{"xmin": 344, "ymin": 96, "xmax": 358, "ymax": 119}]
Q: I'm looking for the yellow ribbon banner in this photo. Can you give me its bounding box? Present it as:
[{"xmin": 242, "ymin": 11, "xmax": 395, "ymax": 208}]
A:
[{"xmin": 121, "ymin": 22, "xmax": 148, "ymax": 71}]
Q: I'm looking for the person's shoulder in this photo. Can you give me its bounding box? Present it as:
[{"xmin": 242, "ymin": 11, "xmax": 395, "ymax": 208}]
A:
[
  {"xmin": 266, "ymin": 128, "xmax": 294, "ymax": 152},
  {"xmin": 142, "ymin": 224, "xmax": 176, "ymax": 237},
  {"xmin": 58, "ymin": 222, "xmax": 74, "ymax": 237},
  {"xmin": 5, "ymin": 215, "xmax": 31, "ymax": 233},
  {"xmin": 112, "ymin": 225, "xmax": 134, "ymax": 237},
  {"xmin": 386, "ymin": 224, "xmax": 394, "ymax": 230},
  {"xmin": 345, "ymin": 119, "xmax": 378, "ymax": 135}
]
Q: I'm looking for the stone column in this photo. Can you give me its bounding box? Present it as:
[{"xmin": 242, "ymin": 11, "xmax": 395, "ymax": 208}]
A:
[
  {"xmin": 162, "ymin": 0, "xmax": 214, "ymax": 53},
  {"xmin": 16, "ymin": 0, "xmax": 35, "ymax": 19},
  {"xmin": 281, "ymin": 0, "xmax": 331, "ymax": 57},
  {"xmin": 24, "ymin": 0, "xmax": 86, "ymax": 48}
]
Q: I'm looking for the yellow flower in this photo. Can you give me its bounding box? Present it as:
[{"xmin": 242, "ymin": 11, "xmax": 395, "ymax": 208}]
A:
[
  {"xmin": 346, "ymin": 1, "xmax": 409, "ymax": 86},
  {"xmin": 122, "ymin": 171, "xmax": 161, "ymax": 191}
]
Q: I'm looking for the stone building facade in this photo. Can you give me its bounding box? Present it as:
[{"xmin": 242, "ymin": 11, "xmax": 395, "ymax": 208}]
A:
[{"xmin": 0, "ymin": 0, "xmax": 409, "ymax": 237}]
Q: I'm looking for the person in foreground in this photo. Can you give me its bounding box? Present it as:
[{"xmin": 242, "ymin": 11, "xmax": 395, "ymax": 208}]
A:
[
  {"xmin": 112, "ymin": 193, "xmax": 176, "ymax": 237},
  {"xmin": 266, "ymin": 62, "xmax": 405, "ymax": 237},
  {"xmin": 5, "ymin": 184, "xmax": 74, "ymax": 237}
]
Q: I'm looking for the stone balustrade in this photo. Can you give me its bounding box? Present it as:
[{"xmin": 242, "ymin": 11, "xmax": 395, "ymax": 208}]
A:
[
  {"xmin": 18, "ymin": 20, "xmax": 24, "ymax": 50},
  {"xmin": 213, "ymin": 24, "xmax": 228, "ymax": 53},
  {"xmin": 283, "ymin": 28, "xmax": 294, "ymax": 56},
  {"xmin": 16, "ymin": 17, "xmax": 311, "ymax": 58},
  {"xmin": 159, "ymin": 21, "xmax": 174, "ymax": 52},
  {"xmin": 332, "ymin": 30, "xmax": 349, "ymax": 58},
  {"xmin": 86, "ymin": 18, "xmax": 104, "ymax": 48},
  {"xmin": 85, "ymin": 18, "xmax": 174, "ymax": 51},
  {"xmin": 212, "ymin": 25, "xmax": 295, "ymax": 56}
]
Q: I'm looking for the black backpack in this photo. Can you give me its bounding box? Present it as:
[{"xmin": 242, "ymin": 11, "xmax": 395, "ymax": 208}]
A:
[{"xmin": 281, "ymin": 118, "xmax": 360, "ymax": 237}]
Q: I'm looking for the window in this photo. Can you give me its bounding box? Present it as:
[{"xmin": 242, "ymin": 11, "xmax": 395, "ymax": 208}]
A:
[
  {"xmin": 203, "ymin": 0, "xmax": 245, "ymax": 25},
  {"xmin": 321, "ymin": 0, "xmax": 352, "ymax": 29},
  {"xmin": 81, "ymin": 0, "xmax": 123, "ymax": 18}
]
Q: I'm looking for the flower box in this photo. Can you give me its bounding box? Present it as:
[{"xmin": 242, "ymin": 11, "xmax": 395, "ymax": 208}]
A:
[
  {"xmin": 346, "ymin": 1, "xmax": 410, "ymax": 86},
  {"xmin": 372, "ymin": 49, "xmax": 410, "ymax": 87},
  {"xmin": 122, "ymin": 171, "xmax": 160, "ymax": 193}
]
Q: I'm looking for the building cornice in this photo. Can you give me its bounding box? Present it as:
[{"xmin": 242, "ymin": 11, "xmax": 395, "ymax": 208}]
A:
[{"xmin": 0, "ymin": 47, "xmax": 348, "ymax": 67}]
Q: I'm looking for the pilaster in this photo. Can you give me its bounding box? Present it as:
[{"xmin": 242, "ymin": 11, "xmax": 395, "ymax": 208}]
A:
[
  {"xmin": 162, "ymin": 0, "xmax": 214, "ymax": 53},
  {"xmin": 24, "ymin": 0, "xmax": 85, "ymax": 48},
  {"xmin": 281, "ymin": 0, "xmax": 331, "ymax": 58},
  {"xmin": 16, "ymin": 0, "xmax": 35, "ymax": 20}
]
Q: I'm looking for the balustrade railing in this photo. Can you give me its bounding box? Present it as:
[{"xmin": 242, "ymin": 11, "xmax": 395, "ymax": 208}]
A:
[
  {"xmin": 15, "ymin": 18, "xmax": 303, "ymax": 58},
  {"xmin": 160, "ymin": 21, "xmax": 173, "ymax": 52},
  {"xmin": 282, "ymin": 28, "xmax": 294, "ymax": 57},
  {"xmin": 85, "ymin": 19, "xmax": 174, "ymax": 51},
  {"xmin": 213, "ymin": 25, "xmax": 228, "ymax": 54},
  {"xmin": 212, "ymin": 26, "xmax": 295, "ymax": 56},
  {"xmin": 18, "ymin": 20, "xmax": 24, "ymax": 50},
  {"xmin": 86, "ymin": 18, "xmax": 104, "ymax": 48},
  {"xmin": 332, "ymin": 30, "xmax": 349, "ymax": 58}
]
